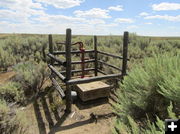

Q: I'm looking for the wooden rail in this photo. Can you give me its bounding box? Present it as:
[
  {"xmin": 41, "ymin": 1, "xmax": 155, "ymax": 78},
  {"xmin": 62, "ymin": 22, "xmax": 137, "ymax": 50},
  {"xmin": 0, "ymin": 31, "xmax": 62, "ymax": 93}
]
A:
[
  {"xmin": 53, "ymin": 50, "xmax": 94, "ymax": 55},
  {"xmin": 48, "ymin": 64, "xmax": 66, "ymax": 82},
  {"xmin": 98, "ymin": 51, "xmax": 123, "ymax": 59},
  {"xmin": 97, "ymin": 69, "xmax": 107, "ymax": 75},
  {"xmin": 50, "ymin": 76, "xmax": 65, "ymax": 98},
  {"xmin": 98, "ymin": 60, "xmax": 122, "ymax": 71},
  {"xmin": 47, "ymin": 53, "xmax": 65, "ymax": 66},
  {"xmin": 67, "ymin": 73, "xmax": 122, "ymax": 85},
  {"xmin": 71, "ymin": 59, "xmax": 95, "ymax": 64},
  {"xmin": 61, "ymin": 68, "xmax": 95, "ymax": 74}
]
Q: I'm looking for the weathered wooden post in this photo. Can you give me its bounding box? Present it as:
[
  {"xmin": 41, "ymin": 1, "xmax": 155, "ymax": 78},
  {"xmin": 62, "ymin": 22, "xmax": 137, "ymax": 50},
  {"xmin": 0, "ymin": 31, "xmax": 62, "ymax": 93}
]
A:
[
  {"xmin": 49, "ymin": 34, "xmax": 54, "ymax": 65},
  {"xmin": 94, "ymin": 36, "xmax": 98, "ymax": 76},
  {"xmin": 122, "ymin": 31, "xmax": 129, "ymax": 77},
  {"xmin": 65, "ymin": 28, "xmax": 72, "ymax": 113}
]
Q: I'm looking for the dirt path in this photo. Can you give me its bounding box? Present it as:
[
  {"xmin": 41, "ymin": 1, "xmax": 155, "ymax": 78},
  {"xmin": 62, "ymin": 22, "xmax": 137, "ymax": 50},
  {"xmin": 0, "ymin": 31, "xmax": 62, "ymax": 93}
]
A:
[
  {"xmin": 0, "ymin": 71, "xmax": 16, "ymax": 84},
  {"xmin": 0, "ymin": 71, "xmax": 115, "ymax": 134},
  {"xmin": 25, "ymin": 95, "xmax": 114, "ymax": 134}
]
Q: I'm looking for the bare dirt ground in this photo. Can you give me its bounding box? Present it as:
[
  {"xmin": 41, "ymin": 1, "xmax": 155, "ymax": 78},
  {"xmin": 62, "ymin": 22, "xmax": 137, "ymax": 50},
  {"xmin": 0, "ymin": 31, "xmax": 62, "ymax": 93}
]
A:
[
  {"xmin": 26, "ymin": 98, "xmax": 114, "ymax": 134},
  {"xmin": 0, "ymin": 71, "xmax": 16, "ymax": 84},
  {"xmin": 0, "ymin": 71, "xmax": 115, "ymax": 134}
]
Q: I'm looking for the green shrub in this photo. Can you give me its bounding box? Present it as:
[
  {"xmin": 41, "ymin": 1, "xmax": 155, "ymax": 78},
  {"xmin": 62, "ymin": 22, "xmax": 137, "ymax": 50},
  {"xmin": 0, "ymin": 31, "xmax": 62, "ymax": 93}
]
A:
[
  {"xmin": 0, "ymin": 46, "xmax": 15, "ymax": 71},
  {"xmin": 0, "ymin": 82, "xmax": 24, "ymax": 103},
  {"xmin": 113, "ymin": 103, "xmax": 177, "ymax": 134},
  {"xmin": 13, "ymin": 61, "xmax": 49, "ymax": 99},
  {"xmin": 113, "ymin": 53, "xmax": 180, "ymax": 121},
  {"xmin": 0, "ymin": 101, "xmax": 29, "ymax": 134}
]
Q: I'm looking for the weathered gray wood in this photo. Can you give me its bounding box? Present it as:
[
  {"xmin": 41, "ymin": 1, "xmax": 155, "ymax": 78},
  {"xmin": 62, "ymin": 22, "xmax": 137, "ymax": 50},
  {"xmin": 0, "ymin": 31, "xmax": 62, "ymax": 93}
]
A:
[
  {"xmin": 49, "ymin": 34, "xmax": 54, "ymax": 65},
  {"xmin": 97, "ymin": 69, "xmax": 107, "ymax": 75},
  {"xmin": 67, "ymin": 73, "xmax": 122, "ymax": 85},
  {"xmin": 98, "ymin": 60, "xmax": 122, "ymax": 71},
  {"xmin": 48, "ymin": 64, "xmax": 66, "ymax": 81},
  {"xmin": 47, "ymin": 53, "xmax": 65, "ymax": 66},
  {"xmin": 56, "ymin": 42, "xmax": 66, "ymax": 45},
  {"xmin": 122, "ymin": 31, "xmax": 129, "ymax": 76},
  {"xmin": 61, "ymin": 68, "xmax": 95, "ymax": 74},
  {"xmin": 71, "ymin": 59, "xmax": 95, "ymax": 64},
  {"xmin": 94, "ymin": 36, "xmax": 98, "ymax": 76},
  {"xmin": 53, "ymin": 50, "xmax": 94, "ymax": 55},
  {"xmin": 65, "ymin": 28, "xmax": 72, "ymax": 113},
  {"xmin": 50, "ymin": 76, "xmax": 65, "ymax": 98},
  {"xmin": 98, "ymin": 51, "xmax": 123, "ymax": 60}
]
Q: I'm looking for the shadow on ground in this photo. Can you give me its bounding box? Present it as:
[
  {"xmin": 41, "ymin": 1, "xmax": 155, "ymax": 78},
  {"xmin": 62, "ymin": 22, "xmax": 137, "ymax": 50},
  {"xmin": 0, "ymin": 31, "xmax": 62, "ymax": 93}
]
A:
[{"xmin": 33, "ymin": 91, "xmax": 110, "ymax": 134}]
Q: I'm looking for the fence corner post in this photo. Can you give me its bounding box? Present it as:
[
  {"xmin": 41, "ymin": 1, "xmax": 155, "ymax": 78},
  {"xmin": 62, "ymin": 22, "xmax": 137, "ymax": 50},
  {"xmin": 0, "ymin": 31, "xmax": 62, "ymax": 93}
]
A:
[
  {"xmin": 94, "ymin": 35, "xmax": 98, "ymax": 76},
  {"xmin": 122, "ymin": 31, "xmax": 129, "ymax": 78},
  {"xmin": 65, "ymin": 28, "xmax": 72, "ymax": 113},
  {"xmin": 49, "ymin": 34, "xmax": 54, "ymax": 65}
]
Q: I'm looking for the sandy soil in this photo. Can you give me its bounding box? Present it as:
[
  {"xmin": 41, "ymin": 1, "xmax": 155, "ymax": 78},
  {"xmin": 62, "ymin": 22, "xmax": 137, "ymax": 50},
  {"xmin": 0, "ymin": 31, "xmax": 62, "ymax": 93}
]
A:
[
  {"xmin": 0, "ymin": 71, "xmax": 16, "ymax": 84},
  {"xmin": 25, "ymin": 96, "xmax": 114, "ymax": 134},
  {"xmin": 0, "ymin": 71, "xmax": 115, "ymax": 134}
]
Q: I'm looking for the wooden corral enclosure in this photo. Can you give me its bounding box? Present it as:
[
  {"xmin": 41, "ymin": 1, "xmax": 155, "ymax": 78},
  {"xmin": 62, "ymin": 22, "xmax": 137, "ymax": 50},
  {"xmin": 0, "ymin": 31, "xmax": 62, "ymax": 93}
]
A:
[{"xmin": 47, "ymin": 29, "xmax": 129, "ymax": 113}]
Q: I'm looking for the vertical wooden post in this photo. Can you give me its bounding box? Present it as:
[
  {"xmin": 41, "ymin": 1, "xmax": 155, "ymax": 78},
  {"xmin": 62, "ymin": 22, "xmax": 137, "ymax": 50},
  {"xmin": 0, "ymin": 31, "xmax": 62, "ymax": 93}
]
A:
[
  {"xmin": 49, "ymin": 34, "xmax": 54, "ymax": 65},
  {"xmin": 122, "ymin": 31, "xmax": 129, "ymax": 77},
  {"xmin": 94, "ymin": 36, "xmax": 98, "ymax": 76},
  {"xmin": 65, "ymin": 29, "xmax": 72, "ymax": 113}
]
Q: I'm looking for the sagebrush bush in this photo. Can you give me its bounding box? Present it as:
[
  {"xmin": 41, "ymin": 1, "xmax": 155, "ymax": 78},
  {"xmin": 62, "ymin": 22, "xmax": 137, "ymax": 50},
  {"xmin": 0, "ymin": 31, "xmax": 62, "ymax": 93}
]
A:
[
  {"xmin": 0, "ymin": 100, "xmax": 29, "ymax": 134},
  {"xmin": 0, "ymin": 46, "xmax": 15, "ymax": 71},
  {"xmin": 113, "ymin": 53, "xmax": 180, "ymax": 121},
  {"xmin": 13, "ymin": 61, "xmax": 49, "ymax": 99},
  {"xmin": 113, "ymin": 102, "xmax": 178, "ymax": 134},
  {"xmin": 0, "ymin": 82, "xmax": 24, "ymax": 103}
]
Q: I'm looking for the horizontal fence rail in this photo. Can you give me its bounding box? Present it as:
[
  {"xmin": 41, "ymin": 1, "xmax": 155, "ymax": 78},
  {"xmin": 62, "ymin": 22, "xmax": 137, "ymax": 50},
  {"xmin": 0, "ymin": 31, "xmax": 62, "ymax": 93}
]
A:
[
  {"xmin": 47, "ymin": 53, "xmax": 65, "ymax": 66},
  {"xmin": 71, "ymin": 59, "xmax": 95, "ymax": 64},
  {"xmin": 97, "ymin": 69, "xmax": 107, "ymax": 75},
  {"xmin": 98, "ymin": 51, "xmax": 123, "ymax": 59},
  {"xmin": 50, "ymin": 76, "xmax": 65, "ymax": 98},
  {"xmin": 98, "ymin": 60, "xmax": 122, "ymax": 71},
  {"xmin": 56, "ymin": 42, "xmax": 66, "ymax": 45},
  {"xmin": 98, "ymin": 51, "xmax": 130, "ymax": 61},
  {"xmin": 61, "ymin": 68, "xmax": 95, "ymax": 74},
  {"xmin": 67, "ymin": 73, "xmax": 122, "ymax": 85},
  {"xmin": 48, "ymin": 64, "xmax": 66, "ymax": 82},
  {"xmin": 53, "ymin": 50, "xmax": 94, "ymax": 55}
]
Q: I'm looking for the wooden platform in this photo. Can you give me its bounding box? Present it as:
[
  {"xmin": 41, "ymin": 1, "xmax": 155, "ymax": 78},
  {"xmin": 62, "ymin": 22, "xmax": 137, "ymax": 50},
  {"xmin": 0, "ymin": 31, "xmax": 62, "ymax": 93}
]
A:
[{"xmin": 76, "ymin": 81, "xmax": 111, "ymax": 101}]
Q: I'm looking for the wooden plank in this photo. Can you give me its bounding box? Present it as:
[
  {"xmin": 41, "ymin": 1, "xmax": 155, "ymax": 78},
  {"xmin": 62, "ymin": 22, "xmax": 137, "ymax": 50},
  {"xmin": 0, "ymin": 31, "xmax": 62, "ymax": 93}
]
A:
[
  {"xmin": 53, "ymin": 50, "xmax": 94, "ymax": 55},
  {"xmin": 71, "ymin": 59, "xmax": 95, "ymax": 64},
  {"xmin": 65, "ymin": 28, "xmax": 72, "ymax": 113},
  {"xmin": 122, "ymin": 31, "xmax": 129, "ymax": 76},
  {"xmin": 98, "ymin": 51, "xmax": 123, "ymax": 59},
  {"xmin": 47, "ymin": 53, "xmax": 65, "ymax": 66},
  {"xmin": 49, "ymin": 34, "xmax": 54, "ymax": 65},
  {"xmin": 97, "ymin": 69, "xmax": 107, "ymax": 75},
  {"xmin": 48, "ymin": 64, "xmax": 66, "ymax": 81},
  {"xmin": 67, "ymin": 73, "xmax": 122, "ymax": 85},
  {"xmin": 94, "ymin": 36, "xmax": 98, "ymax": 76},
  {"xmin": 61, "ymin": 68, "xmax": 95, "ymax": 74},
  {"xmin": 98, "ymin": 60, "xmax": 122, "ymax": 71},
  {"xmin": 50, "ymin": 76, "xmax": 65, "ymax": 98},
  {"xmin": 56, "ymin": 42, "xmax": 66, "ymax": 45}
]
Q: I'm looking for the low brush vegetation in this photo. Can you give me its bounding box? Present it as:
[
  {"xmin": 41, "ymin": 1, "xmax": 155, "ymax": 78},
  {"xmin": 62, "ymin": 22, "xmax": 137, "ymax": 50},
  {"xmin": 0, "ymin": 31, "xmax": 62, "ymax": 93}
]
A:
[
  {"xmin": 113, "ymin": 54, "xmax": 180, "ymax": 133},
  {"xmin": 0, "ymin": 33, "xmax": 180, "ymax": 133}
]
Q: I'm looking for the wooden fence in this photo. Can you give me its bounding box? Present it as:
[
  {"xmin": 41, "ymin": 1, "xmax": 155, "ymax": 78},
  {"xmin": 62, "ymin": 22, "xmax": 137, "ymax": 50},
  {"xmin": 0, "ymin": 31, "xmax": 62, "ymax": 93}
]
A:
[{"xmin": 47, "ymin": 29, "xmax": 129, "ymax": 113}]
